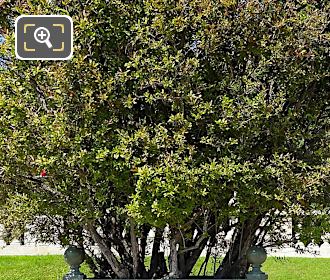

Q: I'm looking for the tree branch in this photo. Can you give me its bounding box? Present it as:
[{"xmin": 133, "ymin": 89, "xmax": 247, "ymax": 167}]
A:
[{"xmin": 85, "ymin": 221, "xmax": 130, "ymax": 279}]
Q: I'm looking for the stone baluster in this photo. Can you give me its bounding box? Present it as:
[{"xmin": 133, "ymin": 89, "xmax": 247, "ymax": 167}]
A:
[
  {"xmin": 246, "ymin": 246, "xmax": 268, "ymax": 280},
  {"xmin": 63, "ymin": 246, "xmax": 87, "ymax": 280}
]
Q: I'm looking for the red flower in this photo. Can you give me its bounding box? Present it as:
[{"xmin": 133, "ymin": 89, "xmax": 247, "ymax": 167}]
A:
[{"xmin": 40, "ymin": 169, "xmax": 47, "ymax": 177}]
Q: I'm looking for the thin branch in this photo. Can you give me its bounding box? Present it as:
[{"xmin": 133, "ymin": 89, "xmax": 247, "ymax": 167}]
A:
[
  {"xmin": 20, "ymin": 175, "xmax": 63, "ymax": 197},
  {"xmin": 178, "ymin": 233, "xmax": 208, "ymax": 254},
  {"xmin": 30, "ymin": 78, "xmax": 50, "ymax": 112},
  {"xmin": 178, "ymin": 228, "xmax": 186, "ymax": 249}
]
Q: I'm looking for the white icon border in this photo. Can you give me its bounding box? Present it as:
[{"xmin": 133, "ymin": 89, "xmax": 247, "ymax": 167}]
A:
[{"xmin": 15, "ymin": 15, "xmax": 73, "ymax": 61}]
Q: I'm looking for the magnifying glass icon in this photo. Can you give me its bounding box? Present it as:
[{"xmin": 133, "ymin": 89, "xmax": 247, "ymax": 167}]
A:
[{"xmin": 34, "ymin": 27, "xmax": 53, "ymax": 49}]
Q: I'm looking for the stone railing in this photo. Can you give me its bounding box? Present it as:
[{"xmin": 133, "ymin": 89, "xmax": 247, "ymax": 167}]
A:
[{"xmin": 63, "ymin": 246, "xmax": 268, "ymax": 280}]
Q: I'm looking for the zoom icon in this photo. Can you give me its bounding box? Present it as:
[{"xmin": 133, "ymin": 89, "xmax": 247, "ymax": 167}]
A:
[{"xmin": 15, "ymin": 15, "xmax": 73, "ymax": 60}]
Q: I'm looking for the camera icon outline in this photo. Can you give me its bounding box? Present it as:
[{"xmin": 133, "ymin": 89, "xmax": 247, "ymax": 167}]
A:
[{"xmin": 15, "ymin": 15, "xmax": 73, "ymax": 61}]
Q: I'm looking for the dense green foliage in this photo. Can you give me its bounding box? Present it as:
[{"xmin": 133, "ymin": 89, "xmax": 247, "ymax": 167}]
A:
[{"xmin": 0, "ymin": 0, "xmax": 329, "ymax": 279}]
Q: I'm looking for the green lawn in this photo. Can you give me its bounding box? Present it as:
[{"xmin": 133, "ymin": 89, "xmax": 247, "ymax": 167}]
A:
[
  {"xmin": 192, "ymin": 257, "xmax": 330, "ymax": 280},
  {"xmin": 0, "ymin": 255, "xmax": 329, "ymax": 280},
  {"xmin": 0, "ymin": 255, "xmax": 92, "ymax": 280}
]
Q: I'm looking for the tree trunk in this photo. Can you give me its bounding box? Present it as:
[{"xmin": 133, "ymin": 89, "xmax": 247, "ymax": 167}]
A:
[
  {"xmin": 149, "ymin": 228, "xmax": 168, "ymax": 278},
  {"xmin": 19, "ymin": 233, "xmax": 25, "ymax": 245},
  {"xmin": 215, "ymin": 216, "xmax": 263, "ymax": 279},
  {"xmin": 178, "ymin": 236, "xmax": 210, "ymax": 278},
  {"xmin": 130, "ymin": 218, "xmax": 148, "ymax": 278},
  {"xmin": 169, "ymin": 236, "xmax": 180, "ymax": 278},
  {"xmin": 130, "ymin": 218, "xmax": 140, "ymax": 278},
  {"xmin": 178, "ymin": 212, "xmax": 219, "ymax": 278},
  {"xmin": 85, "ymin": 222, "xmax": 130, "ymax": 279}
]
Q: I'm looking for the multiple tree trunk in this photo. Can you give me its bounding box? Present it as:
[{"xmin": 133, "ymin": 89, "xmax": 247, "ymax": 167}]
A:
[
  {"xmin": 80, "ymin": 213, "xmax": 264, "ymax": 279},
  {"xmin": 215, "ymin": 216, "xmax": 263, "ymax": 279}
]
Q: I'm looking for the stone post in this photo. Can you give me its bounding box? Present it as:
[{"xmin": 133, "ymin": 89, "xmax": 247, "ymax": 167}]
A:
[
  {"xmin": 246, "ymin": 246, "xmax": 268, "ymax": 280},
  {"xmin": 63, "ymin": 246, "xmax": 87, "ymax": 280}
]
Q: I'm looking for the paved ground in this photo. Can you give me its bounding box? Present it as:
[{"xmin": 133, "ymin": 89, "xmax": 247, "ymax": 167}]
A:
[
  {"xmin": 1, "ymin": 240, "xmax": 330, "ymax": 257},
  {"xmin": 1, "ymin": 224, "xmax": 330, "ymax": 257}
]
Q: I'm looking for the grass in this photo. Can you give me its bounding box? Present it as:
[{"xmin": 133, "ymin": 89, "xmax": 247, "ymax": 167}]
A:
[
  {"xmin": 192, "ymin": 257, "xmax": 330, "ymax": 280},
  {"xmin": 0, "ymin": 255, "xmax": 329, "ymax": 280},
  {"xmin": 0, "ymin": 255, "xmax": 92, "ymax": 280},
  {"xmin": 263, "ymin": 257, "xmax": 330, "ymax": 280}
]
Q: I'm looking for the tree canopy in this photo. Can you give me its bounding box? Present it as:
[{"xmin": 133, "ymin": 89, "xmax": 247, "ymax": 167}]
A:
[{"xmin": 0, "ymin": 0, "xmax": 329, "ymax": 279}]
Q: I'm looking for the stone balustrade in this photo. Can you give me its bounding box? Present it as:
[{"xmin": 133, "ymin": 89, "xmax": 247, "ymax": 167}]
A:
[{"xmin": 63, "ymin": 246, "xmax": 268, "ymax": 280}]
